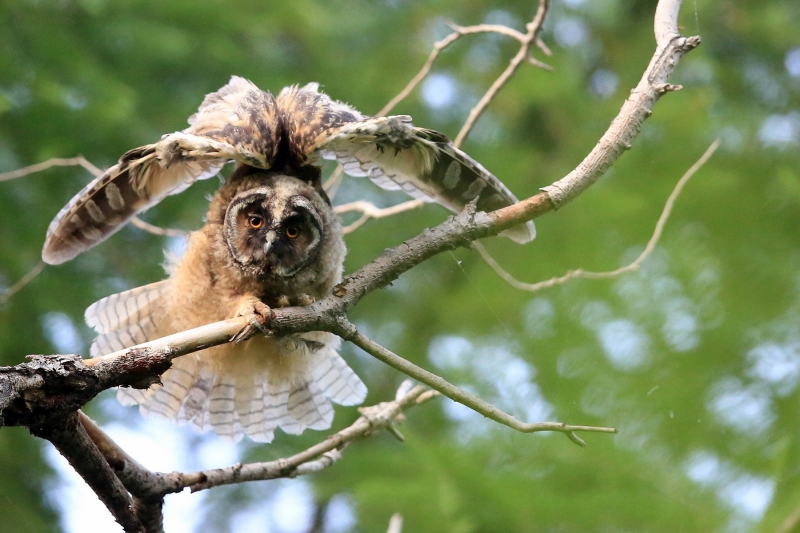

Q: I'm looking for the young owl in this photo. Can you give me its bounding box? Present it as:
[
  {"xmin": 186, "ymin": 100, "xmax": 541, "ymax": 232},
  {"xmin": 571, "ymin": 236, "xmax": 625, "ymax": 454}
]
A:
[{"xmin": 42, "ymin": 76, "xmax": 535, "ymax": 442}]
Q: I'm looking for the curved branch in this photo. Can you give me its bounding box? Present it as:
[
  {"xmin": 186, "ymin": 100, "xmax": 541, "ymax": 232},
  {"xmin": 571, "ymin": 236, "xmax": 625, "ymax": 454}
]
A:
[
  {"xmin": 1, "ymin": 261, "xmax": 46, "ymax": 305},
  {"xmin": 477, "ymin": 138, "xmax": 720, "ymax": 291},
  {"xmin": 169, "ymin": 384, "xmax": 435, "ymax": 492}
]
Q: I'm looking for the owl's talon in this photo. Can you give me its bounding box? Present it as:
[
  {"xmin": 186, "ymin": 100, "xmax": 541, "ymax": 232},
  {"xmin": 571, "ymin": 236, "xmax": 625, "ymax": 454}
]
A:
[{"xmin": 231, "ymin": 299, "xmax": 272, "ymax": 343}]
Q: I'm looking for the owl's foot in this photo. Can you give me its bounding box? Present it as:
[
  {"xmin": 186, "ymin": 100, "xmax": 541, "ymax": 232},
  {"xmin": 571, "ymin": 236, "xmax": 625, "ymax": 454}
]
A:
[{"xmin": 231, "ymin": 299, "xmax": 272, "ymax": 344}]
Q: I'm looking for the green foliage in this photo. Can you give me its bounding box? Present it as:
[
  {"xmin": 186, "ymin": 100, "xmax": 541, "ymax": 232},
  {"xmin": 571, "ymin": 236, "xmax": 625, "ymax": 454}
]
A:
[{"xmin": 1, "ymin": 0, "xmax": 800, "ymax": 531}]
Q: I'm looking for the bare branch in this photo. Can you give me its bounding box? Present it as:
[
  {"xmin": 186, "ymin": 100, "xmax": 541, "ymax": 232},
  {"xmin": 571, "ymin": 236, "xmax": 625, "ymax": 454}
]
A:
[
  {"xmin": 129, "ymin": 217, "xmax": 190, "ymax": 238},
  {"xmin": 0, "ymin": 155, "xmax": 102, "ymax": 182},
  {"xmin": 540, "ymin": 0, "xmax": 697, "ymax": 208},
  {"xmin": 164, "ymin": 384, "xmax": 437, "ymax": 493},
  {"xmin": 377, "ymin": 20, "xmax": 535, "ymax": 117},
  {"xmin": 454, "ymin": 0, "xmax": 551, "ymax": 147},
  {"xmin": 79, "ymin": 412, "xmax": 167, "ymax": 533},
  {"xmin": 335, "ymin": 199, "xmax": 425, "ymax": 234},
  {"xmin": 477, "ymin": 139, "xmax": 721, "ymax": 291},
  {"xmin": 333, "ymin": 318, "xmax": 616, "ymax": 447},
  {"xmin": 78, "ymin": 412, "xmax": 174, "ymax": 497},
  {"xmin": 1, "ymin": 261, "xmax": 46, "ymax": 305},
  {"xmin": 322, "ymin": 167, "xmax": 344, "ymax": 199},
  {"xmin": 68, "ymin": 387, "xmax": 435, "ymax": 532},
  {"xmin": 30, "ymin": 412, "xmax": 144, "ymax": 533}
]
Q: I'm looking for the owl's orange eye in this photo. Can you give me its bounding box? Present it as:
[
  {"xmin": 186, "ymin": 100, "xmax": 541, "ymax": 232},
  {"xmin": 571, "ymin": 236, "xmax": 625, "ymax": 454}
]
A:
[
  {"xmin": 285, "ymin": 225, "xmax": 300, "ymax": 239},
  {"xmin": 248, "ymin": 216, "xmax": 263, "ymax": 229}
]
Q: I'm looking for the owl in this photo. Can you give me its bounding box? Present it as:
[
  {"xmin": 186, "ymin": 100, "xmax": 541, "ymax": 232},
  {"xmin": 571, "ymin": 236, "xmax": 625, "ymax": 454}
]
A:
[{"xmin": 42, "ymin": 76, "xmax": 535, "ymax": 442}]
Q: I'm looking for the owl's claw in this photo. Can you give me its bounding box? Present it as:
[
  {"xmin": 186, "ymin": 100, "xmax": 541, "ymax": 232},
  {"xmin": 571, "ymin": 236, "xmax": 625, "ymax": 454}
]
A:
[{"xmin": 231, "ymin": 300, "xmax": 272, "ymax": 344}]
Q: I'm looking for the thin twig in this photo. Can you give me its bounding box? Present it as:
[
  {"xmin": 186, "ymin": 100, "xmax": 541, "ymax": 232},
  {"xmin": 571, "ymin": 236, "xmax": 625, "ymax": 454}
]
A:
[
  {"xmin": 322, "ymin": 167, "xmax": 344, "ymax": 199},
  {"xmin": 1, "ymin": 261, "xmax": 46, "ymax": 305},
  {"xmin": 0, "ymin": 155, "xmax": 102, "ymax": 182},
  {"xmin": 130, "ymin": 217, "xmax": 190, "ymax": 238},
  {"xmin": 326, "ymin": 17, "xmax": 542, "ymax": 206},
  {"xmin": 454, "ymin": 0, "xmax": 551, "ymax": 148},
  {"xmin": 335, "ymin": 199, "xmax": 425, "ymax": 234},
  {"xmin": 167, "ymin": 384, "xmax": 437, "ymax": 492},
  {"xmin": 377, "ymin": 21, "xmax": 537, "ymax": 117},
  {"xmin": 332, "ymin": 3, "xmax": 551, "ymax": 236},
  {"xmin": 476, "ymin": 139, "xmax": 721, "ymax": 291},
  {"xmin": 334, "ymin": 318, "xmax": 616, "ymax": 447}
]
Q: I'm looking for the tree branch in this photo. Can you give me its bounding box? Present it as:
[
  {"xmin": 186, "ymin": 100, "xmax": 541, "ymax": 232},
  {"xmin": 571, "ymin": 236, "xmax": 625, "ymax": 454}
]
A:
[
  {"xmin": 30, "ymin": 412, "xmax": 144, "ymax": 532},
  {"xmin": 454, "ymin": 0, "xmax": 551, "ymax": 147},
  {"xmin": 1, "ymin": 261, "xmax": 46, "ymax": 305},
  {"xmin": 0, "ymin": 155, "xmax": 102, "ymax": 182},
  {"xmin": 476, "ymin": 138, "xmax": 720, "ymax": 291},
  {"xmin": 333, "ymin": 317, "xmax": 615, "ymax": 446},
  {"xmin": 335, "ymin": 199, "xmax": 425, "ymax": 234},
  {"xmin": 66, "ymin": 385, "xmax": 435, "ymax": 532},
  {"xmin": 165, "ymin": 384, "xmax": 435, "ymax": 492},
  {"xmin": 129, "ymin": 217, "xmax": 189, "ymax": 239}
]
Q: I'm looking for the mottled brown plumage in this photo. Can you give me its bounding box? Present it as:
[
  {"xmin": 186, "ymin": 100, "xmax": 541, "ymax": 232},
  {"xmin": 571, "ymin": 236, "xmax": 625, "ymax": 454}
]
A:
[
  {"xmin": 87, "ymin": 171, "xmax": 365, "ymax": 442},
  {"xmin": 42, "ymin": 76, "xmax": 534, "ymax": 264},
  {"xmin": 44, "ymin": 76, "xmax": 536, "ymax": 441}
]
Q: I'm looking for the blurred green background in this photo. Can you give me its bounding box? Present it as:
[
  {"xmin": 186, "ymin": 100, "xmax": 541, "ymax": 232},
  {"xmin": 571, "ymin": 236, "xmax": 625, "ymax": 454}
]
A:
[{"xmin": 2, "ymin": 0, "xmax": 800, "ymax": 531}]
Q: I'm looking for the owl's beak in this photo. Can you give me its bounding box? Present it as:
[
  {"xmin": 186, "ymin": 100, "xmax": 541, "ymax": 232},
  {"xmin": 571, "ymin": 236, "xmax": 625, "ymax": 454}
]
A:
[{"xmin": 263, "ymin": 230, "xmax": 277, "ymax": 256}]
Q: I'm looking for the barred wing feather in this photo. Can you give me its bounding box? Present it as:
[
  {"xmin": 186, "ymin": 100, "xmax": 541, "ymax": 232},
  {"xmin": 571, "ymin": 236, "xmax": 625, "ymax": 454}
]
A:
[
  {"xmin": 310, "ymin": 116, "xmax": 536, "ymax": 243},
  {"xmin": 42, "ymin": 76, "xmax": 282, "ymax": 265}
]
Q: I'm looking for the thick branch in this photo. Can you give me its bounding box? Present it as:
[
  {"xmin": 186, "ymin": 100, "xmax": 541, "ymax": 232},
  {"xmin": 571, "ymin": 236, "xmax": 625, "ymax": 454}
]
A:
[
  {"xmin": 78, "ymin": 412, "xmax": 178, "ymax": 499},
  {"xmin": 30, "ymin": 412, "xmax": 143, "ymax": 533},
  {"xmin": 541, "ymin": 3, "xmax": 698, "ymax": 207}
]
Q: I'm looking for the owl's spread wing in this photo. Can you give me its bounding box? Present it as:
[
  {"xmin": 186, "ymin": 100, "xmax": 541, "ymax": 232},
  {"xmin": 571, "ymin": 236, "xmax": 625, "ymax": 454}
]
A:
[
  {"xmin": 281, "ymin": 83, "xmax": 535, "ymax": 243},
  {"xmin": 85, "ymin": 280, "xmax": 171, "ymax": 357},
  {"xmin": 42, "ymin": 76, "xmax": 282, "ymax": 265}
]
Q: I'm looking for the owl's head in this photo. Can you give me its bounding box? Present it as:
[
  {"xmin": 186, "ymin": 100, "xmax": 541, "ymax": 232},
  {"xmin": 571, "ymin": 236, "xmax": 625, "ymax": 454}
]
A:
[{"xmin": 222, "ymin": 179, "xmax": 328, "ymax": 278}]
